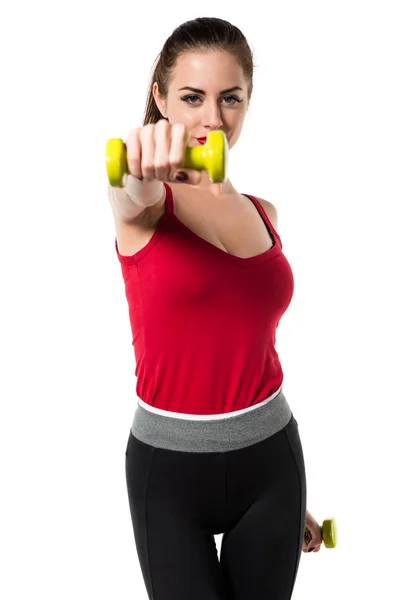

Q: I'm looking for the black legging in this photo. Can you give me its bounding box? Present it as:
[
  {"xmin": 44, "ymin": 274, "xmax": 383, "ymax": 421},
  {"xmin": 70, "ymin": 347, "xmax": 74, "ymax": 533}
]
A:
[{"xmin": 125, "ymin": 413, "xmax": 307, "ymax": 600}]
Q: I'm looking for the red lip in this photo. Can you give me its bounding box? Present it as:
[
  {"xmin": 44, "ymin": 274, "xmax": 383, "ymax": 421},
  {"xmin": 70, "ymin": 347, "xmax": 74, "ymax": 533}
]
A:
[{"xmin": 195, "ymin": 137, "xmax": 207, "ymax": 144}]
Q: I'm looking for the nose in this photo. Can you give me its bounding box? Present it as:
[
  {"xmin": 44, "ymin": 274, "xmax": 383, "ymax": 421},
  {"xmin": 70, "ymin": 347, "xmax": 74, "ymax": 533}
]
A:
[{"xmin": 202, "ymin": 100, "xmax": 223, "ymax": 130}]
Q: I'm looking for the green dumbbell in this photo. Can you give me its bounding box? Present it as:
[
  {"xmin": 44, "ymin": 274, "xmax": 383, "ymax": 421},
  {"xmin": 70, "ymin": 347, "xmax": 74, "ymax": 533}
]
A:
[
  {"xmin": 105, "ymin": 130, "xmax": 228, "ymax": 187},
  {"xmin": 304, "ymin": 518, "xmax": 337, "ymax": 549}
]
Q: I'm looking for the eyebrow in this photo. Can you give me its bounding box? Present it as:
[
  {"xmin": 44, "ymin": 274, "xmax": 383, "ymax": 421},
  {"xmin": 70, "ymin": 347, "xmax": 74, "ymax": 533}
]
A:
[{"xmin": 178, "ymin": 86, "xmax": 243, "ymax": 95}]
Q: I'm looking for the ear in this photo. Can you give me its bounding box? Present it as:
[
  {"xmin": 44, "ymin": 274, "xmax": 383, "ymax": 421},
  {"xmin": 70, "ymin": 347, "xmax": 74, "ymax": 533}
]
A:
[{"xmin": 153, "ymin": 82, "xmax": 167, "ymax": 118}]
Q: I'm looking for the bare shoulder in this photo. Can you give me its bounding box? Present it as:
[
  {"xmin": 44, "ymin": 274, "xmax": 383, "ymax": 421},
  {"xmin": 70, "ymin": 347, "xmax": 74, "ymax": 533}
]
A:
[{"xmin": 253, "ymin": 197, "xmax": 278, "ymax": 232}]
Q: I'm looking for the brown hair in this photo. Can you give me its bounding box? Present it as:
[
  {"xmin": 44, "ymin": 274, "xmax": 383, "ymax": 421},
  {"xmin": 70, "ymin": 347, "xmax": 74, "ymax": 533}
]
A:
[{"xmin": 143, "ymin": 17, "xmax": 255, "ymax": 125}]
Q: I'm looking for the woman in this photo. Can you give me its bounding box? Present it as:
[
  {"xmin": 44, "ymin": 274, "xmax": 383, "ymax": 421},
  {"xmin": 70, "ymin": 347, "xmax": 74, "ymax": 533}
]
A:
[{"xmin": 109, "ymin": 16, "xmax": 322, "ymax": 600}]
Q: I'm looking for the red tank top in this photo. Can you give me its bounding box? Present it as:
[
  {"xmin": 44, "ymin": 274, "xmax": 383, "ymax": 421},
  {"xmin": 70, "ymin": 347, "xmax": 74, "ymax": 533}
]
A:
[{"xmin": 115, "ymin": 182, "xmax": 294, "ymax": 415}]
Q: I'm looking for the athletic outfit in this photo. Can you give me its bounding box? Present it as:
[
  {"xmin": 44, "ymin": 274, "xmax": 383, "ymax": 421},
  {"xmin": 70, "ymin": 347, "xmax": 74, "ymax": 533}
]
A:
[{"xmin": 115, "ymin": 182, "xmax": 307, "ymax": 599}]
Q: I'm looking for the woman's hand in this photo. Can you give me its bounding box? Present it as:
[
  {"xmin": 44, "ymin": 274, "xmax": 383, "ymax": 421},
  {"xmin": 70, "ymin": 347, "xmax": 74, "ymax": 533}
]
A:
[
  {"xmin": 126, "ymin": 120, "xmax": 202, "ymax": 185},
  {"xmin": 303, "ymin": 510, "xmax": 322, "ymax": 553}
]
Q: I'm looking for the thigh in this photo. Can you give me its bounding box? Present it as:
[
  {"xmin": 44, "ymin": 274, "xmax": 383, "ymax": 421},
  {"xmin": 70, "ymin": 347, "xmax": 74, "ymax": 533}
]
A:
[
  {"xmin": 219, "ymin": 415, "xmax": 307, "ymax": 600},
  {"xmin": 125, "ymin": 432, "xmax": 226, "ymax": 600}
]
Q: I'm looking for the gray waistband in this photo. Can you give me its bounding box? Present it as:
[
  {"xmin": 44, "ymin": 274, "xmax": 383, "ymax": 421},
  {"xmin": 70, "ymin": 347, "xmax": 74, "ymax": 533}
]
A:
[{"xmin": 130, "ymin": 388, "xmax": 292, "ymax": 453}]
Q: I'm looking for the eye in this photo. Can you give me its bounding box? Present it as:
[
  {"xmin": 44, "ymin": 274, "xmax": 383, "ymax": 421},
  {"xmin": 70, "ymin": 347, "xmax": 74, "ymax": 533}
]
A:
[
  {"xmin": 181, "ymin": 94, "xmax": 243, "ymax": 106},
  {"xmin": 181, "ymin": 94, "xmax": 201, "ymax": 104},
  {"xmin": 222, "ymin": 95, "xmax": 242, "ymax": 105}
]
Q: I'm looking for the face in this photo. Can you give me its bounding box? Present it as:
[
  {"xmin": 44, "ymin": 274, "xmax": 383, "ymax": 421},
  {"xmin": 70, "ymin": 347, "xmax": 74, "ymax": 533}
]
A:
[{"xmin": 153, "ymin": 50, "xmax": 250, "ymax": 149}]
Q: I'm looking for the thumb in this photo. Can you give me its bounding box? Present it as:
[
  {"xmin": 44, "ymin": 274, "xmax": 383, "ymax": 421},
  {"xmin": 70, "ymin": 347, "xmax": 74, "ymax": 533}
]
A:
[{"xmin": 170, "ymin": 168, "xmax": 203, "ymax": 185}]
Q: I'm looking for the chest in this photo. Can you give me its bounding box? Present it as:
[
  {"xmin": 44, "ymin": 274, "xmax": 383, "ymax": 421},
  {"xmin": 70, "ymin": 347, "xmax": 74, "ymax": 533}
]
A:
[{"xmin": 159, "ymin": 193, "xmax": 275, "ymax": 260}]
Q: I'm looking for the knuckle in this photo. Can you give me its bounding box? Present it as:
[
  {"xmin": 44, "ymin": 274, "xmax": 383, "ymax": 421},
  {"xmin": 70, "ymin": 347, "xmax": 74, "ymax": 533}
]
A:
[
  {"xmin": 126, "ymin": 130, "xmax": 138, "ymax": 150},
  {"xmin": 127, "ymin": 126, "xmax": 139, "ymax": 138},
  {"xmin": 141, "ymin": 124, "xmax": 154, "ymax": 140},
  {"xmin": 127, "ymin": 158, "xmax": 140, "ymax": 171},
  {"xmin": 172, "ymin": 122, "xmax": 186, "ymax": 135},
  {"xmin": 126, "ymin": 144, "xmax": 140, "ymax": 159},
  {"xmin": 169, "ymin": 155, "xmax": 183, "ymax": 168},
  {"xmin": 127, "ymin": 154, "xmax": 140, "ymax": 173},
  {"xmin": 154, "ymin": 162, "xmax": 169, "ymax": 172},
  {"xmin": 156, "ymin": 118, "xmax": 168, "ymax": 128},
  {"xmin": 155, "ymin": 122, "xmax": 170, "ymax": 142}
]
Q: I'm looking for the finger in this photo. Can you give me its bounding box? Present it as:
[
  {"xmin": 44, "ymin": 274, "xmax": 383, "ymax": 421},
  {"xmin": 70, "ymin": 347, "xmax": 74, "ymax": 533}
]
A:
[
  {"xmin": 303, "ymin": 541, "xmax": 314, "ymax": 552},
  {"xmin": 140, "ymin": 124, "xmax": 156, "ymax": 181},
  {"xmin": 308, "ymin": 544, "xmax": 322, "ymax": 553},
  {"xmin": 304, "ymin": 529, "xmax": 312, "ymax": 544},
  {"xmin": 126, "ymin": 128, "xmax": 142, "ymax": 180},
  {"xmin": 168, "ymin": 123, "xmax": 202, "ymax": 185},
  {"xmin": 168, "ymin": 122, "xmax": 186, "ymax": 179},
  {"xmin": 154, "ymin": 119, "xmax": 171, "ymax": 182}
]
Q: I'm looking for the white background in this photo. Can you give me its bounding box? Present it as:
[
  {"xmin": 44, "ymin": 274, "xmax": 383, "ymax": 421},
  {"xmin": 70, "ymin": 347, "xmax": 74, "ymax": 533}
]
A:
[{"xmin": 1, "ymin": 1, "xmax": 399, "ymax": 598}]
